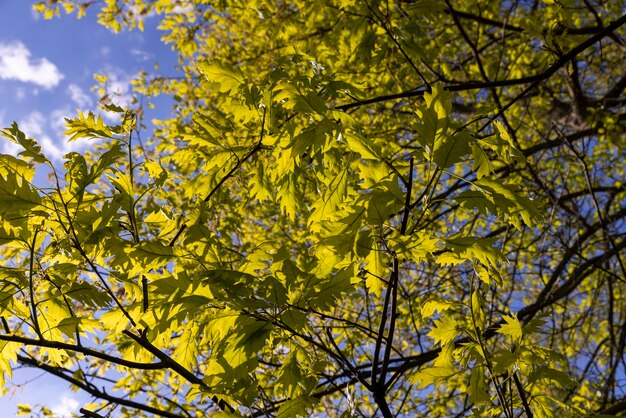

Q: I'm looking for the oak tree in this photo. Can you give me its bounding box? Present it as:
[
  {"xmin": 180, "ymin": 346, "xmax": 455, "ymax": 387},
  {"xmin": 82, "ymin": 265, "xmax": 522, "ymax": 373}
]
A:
[{"xmin": 1, "ymin": 0, "xmax": 626, "ymax": 416}]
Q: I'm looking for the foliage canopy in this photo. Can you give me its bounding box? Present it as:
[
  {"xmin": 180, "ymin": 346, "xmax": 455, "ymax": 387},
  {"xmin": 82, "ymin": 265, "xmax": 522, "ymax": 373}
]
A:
[{"xmin": 2, "ymin": 0, "xmax": 626, "ymax": 416}]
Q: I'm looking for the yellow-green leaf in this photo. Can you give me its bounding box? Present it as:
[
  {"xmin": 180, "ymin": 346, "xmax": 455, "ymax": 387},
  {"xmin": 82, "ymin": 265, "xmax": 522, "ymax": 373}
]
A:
[
  {"xmin": 428, "ymin": 316, "xmax": 459, "ymax": 346},
  {"xmin": 498, "ymin": 314, "xmax": 523, "ymax": 340}
]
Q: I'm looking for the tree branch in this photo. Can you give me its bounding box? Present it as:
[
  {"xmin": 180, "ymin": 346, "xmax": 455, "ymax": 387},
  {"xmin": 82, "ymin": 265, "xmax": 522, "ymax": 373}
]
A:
[
  {"xmin": 337, "ymin": 13, "xmax": 626, "ymax": 111},
  {"xmin": 0, "ymin": 333, "xmax": 165, "ymax": 370},
  {"xmin": 17, "ymin": 354, "xmax": 185, "ymax": 418}
]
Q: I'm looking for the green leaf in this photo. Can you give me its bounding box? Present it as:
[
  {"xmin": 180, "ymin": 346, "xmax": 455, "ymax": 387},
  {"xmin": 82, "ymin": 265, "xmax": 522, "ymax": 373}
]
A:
[
  {"xmin": 205, "ymin": 308, "xmax": 241, "ymax": 341},
  {"xmin": 365, "ymin": 244, "xmax": 388, "ymax": 295},
  {"xmin": 432, "ymin": 129, "xmax": 472, "ymax": 168},
  {"xmin": 409, "ymin": 366, "xmax": 457, "ymax": 389},
  {"xmin": 490, "ymin": 120, "xmax": 526, "ymax": 164},
  {"xmin": 276, "ymin": 395, "xmax": 318, "ymax": 418},
  {"xmin": 471, "ymin": 142, "xmax": 494, "ymax": 178},
  {"xmin": 308, "ymin": 164, "xmax": 349, "ymax": 224},
  {"xmin": 475, "ymin": 178, "xmax": 542, "ymax": 229},
  {"xmin": 64, "ymin": 152, "xmax": 89, "ymax": 199},
  {"xmin": 365, "ymin": 189, "xmax": 404, "ymax": 225},
  {"xmin": 172, "ymin": 321, "xmax": 200, "ymax": 370},
  {"xmin": 455, "ymin": 189, "xmax": 497, "ymax": 217},
  {"xmin": 528, "ymin": 366, "xmax": 577, "ymax": 389},
  {"xmin": 281, "ymin": 309, "xmax": 308, "ymax": 332},
  {"xmin": 274, "ymin": 352, "xmax": 306, "ymax": 398},
  {"xmin": 64, "ymin": 111, "xmax": 113, "ymax": 141},
  {"xmin": 125, "ymin": 241, "xmax": 176, "ymax": 273},
  {"xmin": 198, "ymin": 61, "xmax": 244, "ymax": 94},
  {"xmin": 311, "ymin": 206, "xmax": 365, "ymax": 258},
  {"xmin": 221, "ymin": 319, "xmax": 272, "ymax": 368},
  {"xmin": 88, "ymin": 142, "xmax": 125, "ymax": 183},
  {"xmin": 288, "ymin": 122, "xmax": 328, "ymax": 156},
  {"xmin": 0, "ymin": 122, "xmax": 48, "ymax": 163},
  {"xmin": 415, "ymin": 83, "xmax": 451, "ymax": 153},
  {"xmin": 428, "ymin": 316, "xmax": 459, "ymax": 346},
  {"xmin": 492, "ymin": 348, "xmax": 518, "ymax": 374},
  {"xmin": 214, "ymin": 412, "xmax": 245, "ymax": 418},
  {"xmin": 0, "ymin": 154, "xmax": 36, "ymax": 181},
  {"xmin": 0, "ymin": 223, "xmax": 20, "ymax": 245},
  {"xmin": 468, "ymin": 366, "xmax": 490, "ymax": 405},
  {"xmin": 320, "ymin": 80, "xmax": 364, "ymax": 100},
  {"xmin": 471, "ymin": 290, "xmax": 486, "ymax": 330},
  {"xmin": 498, "ymin": 314, "xmax": 523, "ymax": 340},
  {"xmin": 16, "ymin": 404, "xmax": 32, "ymax": 415},
  {"xmin": 107, "ymin": 171, "xmax": 134, "ymax": 197},
  {"xmin": 0, "ymin": 170, "xmax": 42, "ymax": 214},
  {"xmin": 439, "ymin": 236, "xmax": 506, "ymax": 268},
  {"xmin": 307, "ymin": 267, "xmax": 355, "ymax": 311},
  {"xmin": 144, "ymin": 209, "xmax": 171, "ymax": 224},
  {"xmin": 421, "ymin": 296, "xmax": 455, "ymax": 318},
  {"xmin": 275, "ymin": 83, "xmax": 326, "ymax": 114},
  {"xmin": 201, "ymin": 269, "xmax": 262, "ymax": 308},
  {"xmin": 344, "ymin": 130, "xmax": 381, "ymax": 160}
]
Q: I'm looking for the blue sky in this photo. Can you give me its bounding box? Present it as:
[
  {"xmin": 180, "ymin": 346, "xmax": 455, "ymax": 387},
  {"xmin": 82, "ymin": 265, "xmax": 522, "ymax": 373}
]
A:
[
  {"xmin": 0, "ymin": 2, "xmax": 178, "ymax": 416},
  {"xmin": 0, "ymin": 1, "xmax": 177, "ymax": 163}
]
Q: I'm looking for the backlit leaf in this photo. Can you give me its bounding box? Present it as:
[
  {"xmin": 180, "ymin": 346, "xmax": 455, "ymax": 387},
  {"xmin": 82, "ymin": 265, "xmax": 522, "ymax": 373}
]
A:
[{"xmin": 428, "ymin": 316, "xmax": 459, "ymax": 346}]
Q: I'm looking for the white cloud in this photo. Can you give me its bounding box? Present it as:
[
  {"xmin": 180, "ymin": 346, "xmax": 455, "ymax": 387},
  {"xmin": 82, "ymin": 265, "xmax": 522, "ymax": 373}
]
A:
[
  {"xmin": 98, "ymin": 69, "xmax": 136, "ymax": 122},
  {"xmin": 0, "ymin": 111, "xmax": 22, "ymax": 156},
  {"xmin": 1, "ymin": 140, "xmax": 21, "ymax": 156},
  {"xmin": 39, "ymin": 134, "xmax": 86, "ymax": 162},
  {"xmin": 0, "ymin": 41, "xmax": 63, "ymax": 89},
  {"xmin": 2, "ymin": 112, "xmax": 46, "ymax": 156},
  {"xmin": 128, "ymin": 4, "xmax": 157, "ymax": 19},
  {"xmin": 41, "ymin": 108, "xmax": 92, "ymax": 161},
  {"xmin": 104, "ymin": 70, "xmax": 133, "ymax": 107},
  {"xmin": 67, "ymin": 84, "xmax": 93, "ymax": 108},
  {"xmin": 1, "ymin": 110, "xmax": 91, "ymax": 162},
  {"xmin": 19, "ymin": 111, "xmax": 46, "ymax": 137},
  {"xmin": 50, "ymin": 107, "xmax": 71, "ymax": 135},
  {"xmin": 131, "ymin": 48, "xmax": 151, "ymax": 62},
  {"xmin": 51, "ymin": 395, "xmax": 79, "ymax": 418},
  {"xmin": 109, "ymin": 78, "xmax": 132, "ymax": 105},
  {"xmin": 15, "ymin": 87, "xmax": 26, "ymax": 101},
  {"xmin": 16, "ymin": 112, "xmax": 61, "ymax": 159},
  {"xmin": 172, "ymin": 4, "xmax": 194, "ymax": 14}
]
